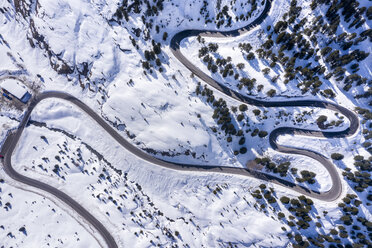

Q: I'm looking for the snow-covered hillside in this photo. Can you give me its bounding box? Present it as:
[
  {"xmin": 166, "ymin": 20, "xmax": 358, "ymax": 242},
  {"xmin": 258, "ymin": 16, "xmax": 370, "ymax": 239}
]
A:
[
  {"xmin": 0, "ymin": 0, "xmax": 371, "ymax": 246},
  {"xmin": 12, "ymin": 98, "xmax": 290, "ymax": 246},
  {"xmin": 0, "ymin": 173, "xmax": 102, "ymax": 247}
]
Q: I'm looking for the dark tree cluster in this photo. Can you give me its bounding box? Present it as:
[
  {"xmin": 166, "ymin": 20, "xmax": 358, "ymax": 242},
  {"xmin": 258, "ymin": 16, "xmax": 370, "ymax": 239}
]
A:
[
  {"xmin": 331, "ymin": 153, "xmax": 344, "ymax": 160},
  {"xmin": 321, "ymin": 0, "xmax": 367, "ymax": 30},
  {"xmin": 198, "ymin": 45, "xmax": 243, "ymax": 80},
  {"xmin": 296, "ymin": 170, "xmax": 317, "ymax": 184},
  {"xmin": 355, "ymin": 107, "xmax": 372, "ymax": 122},
  {"xmin": 238, "ymin": 77, "xmax": 256, "ymax": 91},
  {"xmin": 214, "ymin": 0, "xmax": 258, "ymax": 28},
  {"xmin": 285, "ymin": 193, "xmax": 372, "ymax": 247},
  {"xmin": 114, "ymin": 0, "xmax": 165, "ymax": 22},
  {"xmin": 141, "ymin": 40, "xmax": 164, "ymax": 73},
  {"xmin": 255, "ymin": 157, "xmax": 291, "ymax": 177},
  {"xmin": 199, "ymin": 42, "xmax": 264, "ymax": 94},
  {"xmin": 251, "ymin": 184, "xmax": 277, "ymax": 204},
  {"xmin": 195, "ymin": 83, "xmax": 251, "ymax": 155},
  {"xmin": 354, "ymin": 107, "xmax": 372, "ymax": 152},
  {"xmin": 253, "ymin": 0, "xmax": 370, "ymax": 98},
  {"xmin": 343, "ymin": 155, "xmax": 371, "ymax": 193},
  {"xmin": 195, "ymin": 83, "xmax": 271, "ymax": 156},
  {"xmin": 251, "ymin": 177, "xmax": 371, "ymax": 248},
  {"xmin": 239, "ymin": 42, "xmax": 255, "ymax": 60},
  {"xmin": 199, "ymin": 0, "xmax": 260, "ymax": 28},
  {"xmin": 280, "ymin": 195, "xmax": 314, "ymax": 231}
]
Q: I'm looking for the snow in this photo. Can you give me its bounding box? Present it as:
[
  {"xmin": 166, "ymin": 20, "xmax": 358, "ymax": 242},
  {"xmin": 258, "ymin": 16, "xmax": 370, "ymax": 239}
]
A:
[
  {"xmin": 0, "ymin": 172, "xmax": 101, "ymax": 247},
  {"xmin": 268, "ymin": 152, "xmax": 333, "ymax": 192},
  {"xmin": 0, "ymin": 115, "xmax": 18, "ymax": 148},
  {"xmin": 0, "ymin": 49, "xmax": 19, "ymax": 71},
  {"xmin": 180, "ymin": 0, "xmax": 370, "ymax": 111},
  {"xmin": 276, "ymin": 128, "xmax": 365, "ymax": 162},
  {"xmin": 13, "ymin": 103, "xmax": 292, "ymax": 246},
  {"xmin": 1, "ymin": 79, "xmax": 28, "ymax": 100},
  {"xmin": 0, "ymin": 0, "xmax": 371, "ymax": 245},
  {"xmin": 0, "ymin": 0, "xmax": 354, "ymax": 166}
]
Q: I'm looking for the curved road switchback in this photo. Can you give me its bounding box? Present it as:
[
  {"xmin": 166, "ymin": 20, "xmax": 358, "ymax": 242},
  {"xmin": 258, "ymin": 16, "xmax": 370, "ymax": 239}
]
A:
[
  {"xmin": 170, "ymin": 0, "xmax": 359, "ymax": 201},
  {"xmin": 0, "ymin": 94, "xmax": 118, "ymax": 248},
  {"xmin": 0, "ymin": 0, "xmax": 360, "ymax": 247}
]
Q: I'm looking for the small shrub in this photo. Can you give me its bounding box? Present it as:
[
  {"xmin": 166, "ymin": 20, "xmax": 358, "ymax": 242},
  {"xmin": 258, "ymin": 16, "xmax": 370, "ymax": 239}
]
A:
[
  {"xmin": 239, "ymin": 147, "xmax": 247, "ymax": 154},
  {"xmin": 280, "ymin": 196, "xmax": 290, "ymax": 204},
  {"xmin": 239, "ymin": 104, "xmax": 248, "ymax": 112},
  {"xmin": 258, "ymin": 131, "xmax": 268, "ymax": 138},
  {"xmin": 253, "ymin": 109, "xmax": 261, "ymax": 116},
  {"xmin": 331, "ymin": 153, "xmax": 344, "ymax": 160}
]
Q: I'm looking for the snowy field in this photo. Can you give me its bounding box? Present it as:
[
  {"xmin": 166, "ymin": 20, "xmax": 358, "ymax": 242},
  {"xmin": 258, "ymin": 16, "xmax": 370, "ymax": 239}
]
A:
[
  {"xmin": 0, "ymin": 0, "xmax": 371, "ymax": 246},
  {"xmin": 180, "ymin": 0, "xmax": 371, "ymax": 111},
  {"xmin": 11, "ymin": 100, "xmax": 294, "ymax": 246},
  {"xmin": 0, "ymin": 171, "xmax": 101, "ymax": 247}
]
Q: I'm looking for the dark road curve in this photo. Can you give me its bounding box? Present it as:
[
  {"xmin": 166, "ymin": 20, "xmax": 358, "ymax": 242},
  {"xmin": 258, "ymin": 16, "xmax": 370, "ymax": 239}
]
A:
[
  {"xmin": 0, "ymin": 0, "xmax": 359, "ymax": 247},
  {"xmin": 1, "ymin": 92, "xmax": 350, "ymax": 248},
  {"xmin": 170, "ymin": 0, "xmax": 359, "ymax": 201}
]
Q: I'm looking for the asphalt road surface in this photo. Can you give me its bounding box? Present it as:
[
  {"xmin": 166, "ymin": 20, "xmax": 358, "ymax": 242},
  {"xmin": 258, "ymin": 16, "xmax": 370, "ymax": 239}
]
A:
[
  {"xmin": 0, "ymin": 0, "xmax": 360, "ymax": 247},
  {"xmin": 170, "ymin": 0, "xmax": 358, "ymax": 203}
]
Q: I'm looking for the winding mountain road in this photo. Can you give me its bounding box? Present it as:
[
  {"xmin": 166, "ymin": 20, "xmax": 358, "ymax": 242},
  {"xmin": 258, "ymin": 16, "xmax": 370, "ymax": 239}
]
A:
[
  {"xmin": 170, "ymin": 0, "xmax": 359, "ymax": 202},
  {"xmin": 0, "ymin": 0, "xmax": 360, "ymax": 247}
]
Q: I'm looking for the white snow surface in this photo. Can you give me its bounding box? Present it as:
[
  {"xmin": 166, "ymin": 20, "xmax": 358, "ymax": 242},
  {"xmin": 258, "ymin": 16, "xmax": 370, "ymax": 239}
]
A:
[
  {"xmin": 13, "ymin": 98, "xmax": 295, "ymax": 247},
  {"xmin": 31, "ymin": 97, "xmax": 343, "ymax": 194},
  {"xmin": 0, "ymin": 0, "xmax": 370, "ymax": 245},
  {"xmin": 0, "ymin": 171, "xmax": 101, "ymax": 247}
]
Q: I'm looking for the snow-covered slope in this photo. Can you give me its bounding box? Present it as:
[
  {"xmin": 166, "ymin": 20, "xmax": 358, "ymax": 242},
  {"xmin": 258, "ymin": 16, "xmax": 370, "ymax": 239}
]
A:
[
  {"xmin": 0, "ymin": 174, "xmax": 101, "ymax": 247},
  {"xmin": 12, "ymin": 98, "xmax": 289, "ymax": 247},
  {"xmin": 0, "ymin": 0, "xmax": 371, "ymax": 246}
]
